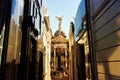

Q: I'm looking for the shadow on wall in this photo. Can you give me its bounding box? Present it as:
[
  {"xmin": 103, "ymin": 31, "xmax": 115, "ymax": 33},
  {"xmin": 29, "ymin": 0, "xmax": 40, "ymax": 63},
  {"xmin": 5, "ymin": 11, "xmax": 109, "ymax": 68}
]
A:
[{"xmin": 96, "ymin": 15, "xmax": 120, "ymax": 80}]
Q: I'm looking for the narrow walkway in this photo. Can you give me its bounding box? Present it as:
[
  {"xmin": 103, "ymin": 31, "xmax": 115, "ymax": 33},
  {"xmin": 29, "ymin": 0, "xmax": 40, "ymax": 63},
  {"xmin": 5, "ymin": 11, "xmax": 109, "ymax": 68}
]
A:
[{"xmin": 51, "ymin": 71, "xmax": 68, "ymax": 80}]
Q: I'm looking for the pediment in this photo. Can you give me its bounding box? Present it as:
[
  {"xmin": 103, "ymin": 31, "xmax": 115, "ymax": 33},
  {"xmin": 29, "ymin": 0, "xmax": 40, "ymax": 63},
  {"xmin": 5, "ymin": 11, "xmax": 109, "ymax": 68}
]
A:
[{"xmin": 52, "ymin": 35, "xmax": 68, "ymax": 43}]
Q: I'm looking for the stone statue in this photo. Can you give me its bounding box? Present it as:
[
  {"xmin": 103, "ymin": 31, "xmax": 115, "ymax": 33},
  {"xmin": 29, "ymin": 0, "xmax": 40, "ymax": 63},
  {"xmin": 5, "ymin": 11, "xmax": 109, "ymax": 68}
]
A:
[{"xmin": 55, "ymin": 16, "xmax": 63, "ymax": 30}]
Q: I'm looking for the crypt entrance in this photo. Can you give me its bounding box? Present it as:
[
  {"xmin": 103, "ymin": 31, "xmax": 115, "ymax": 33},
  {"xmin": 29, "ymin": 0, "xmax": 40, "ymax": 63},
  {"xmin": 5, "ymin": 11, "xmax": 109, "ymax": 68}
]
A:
[
  {"xmin": 51, "ymin": 28, "xmax": 69, "ymax": 79},
  {"xmin": 51, "ymin": 47, "xmax": 69, "ymax": 71}
]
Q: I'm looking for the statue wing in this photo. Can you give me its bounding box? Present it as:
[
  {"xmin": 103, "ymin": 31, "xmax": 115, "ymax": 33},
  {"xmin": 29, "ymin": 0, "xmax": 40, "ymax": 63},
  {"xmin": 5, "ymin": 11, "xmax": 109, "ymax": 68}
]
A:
[
  {"xmin": 55, "ymin": 16, "xmax": 59, "ymax": 20},
  {"xmin": 55, "ymin": 16, "xmax": 63, "ymax": 22}
]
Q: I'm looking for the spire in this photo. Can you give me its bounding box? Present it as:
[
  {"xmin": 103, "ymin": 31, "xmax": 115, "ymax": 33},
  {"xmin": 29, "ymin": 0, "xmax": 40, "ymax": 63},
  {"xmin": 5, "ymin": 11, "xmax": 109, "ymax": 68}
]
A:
[
  {"xmin": 43, "ymin": 7, "xmax": 48, "ymax": 16},
  {"xmin": 42, "ymin": 0, "xmax": 48, "ymax": 16}
]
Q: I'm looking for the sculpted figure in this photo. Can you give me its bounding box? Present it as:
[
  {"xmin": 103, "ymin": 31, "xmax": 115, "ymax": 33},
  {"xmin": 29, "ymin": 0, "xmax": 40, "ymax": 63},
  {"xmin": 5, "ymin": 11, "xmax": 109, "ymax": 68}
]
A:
[{"xmin": 55, "ymin": 16, "xmax": 63, "ymax": 30}]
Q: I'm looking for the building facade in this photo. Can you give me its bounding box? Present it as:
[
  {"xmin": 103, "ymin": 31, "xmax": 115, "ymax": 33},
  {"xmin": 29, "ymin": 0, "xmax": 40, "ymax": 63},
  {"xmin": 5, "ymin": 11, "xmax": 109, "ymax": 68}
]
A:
[
  {"xmin": 74, "ymin": 0, "xmax": 92, "ymax": 80},
  {"xmin": 37, "ymin": 16, "xmax": 73, "ymax": 80},
  {"xmin": 0, "ymin": 0, "xmax": 41, "ymax": 80},
  {"xmin": 37, "ymin": 15, "xmax": 52, "ymax": 80},
  {"xmin": 91, "ymin": 0, "xmax": 120, "ymax": 80},
  {"xmin": 0, "ymin": 0, "xmax": 24, "ymax": 80},
  {"xmin": 69, "ymin": 22, "xmax": 78, "ymax": 80},
  {"xmin": 75, "ymin": 0, "xmax": 120, "ymax": 80}
]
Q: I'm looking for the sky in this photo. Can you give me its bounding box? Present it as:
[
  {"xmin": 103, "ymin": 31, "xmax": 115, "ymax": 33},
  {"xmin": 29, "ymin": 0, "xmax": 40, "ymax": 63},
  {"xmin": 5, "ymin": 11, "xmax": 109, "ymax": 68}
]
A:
[{"xmin": 46, "ymin": 0, "xmax": 81, "ymax": 38}]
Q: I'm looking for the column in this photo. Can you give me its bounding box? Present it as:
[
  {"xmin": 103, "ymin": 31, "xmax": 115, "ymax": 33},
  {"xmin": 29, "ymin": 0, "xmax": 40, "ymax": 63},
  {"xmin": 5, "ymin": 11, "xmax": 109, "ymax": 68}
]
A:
[
  {"xmin": 54, "ymin": 48, "xmax": 56, "ymax": 69},
  {"xmin": 65, "ymin": 48, "xmax": 67, "ymax": 69},
  {"xmin": 47, "ymin": 44, "xmax": 51, "ymax": 80},
  {"xmin": 44, "ymin": 47, "xmax": 48, "ymax": 80}
]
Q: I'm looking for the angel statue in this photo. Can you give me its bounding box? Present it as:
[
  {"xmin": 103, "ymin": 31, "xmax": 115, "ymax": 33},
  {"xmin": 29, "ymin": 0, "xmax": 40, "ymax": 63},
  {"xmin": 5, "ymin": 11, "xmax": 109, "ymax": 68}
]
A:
[{"xmin": 55, "ymin": 16, "xmax": 63, "ymax": 30}]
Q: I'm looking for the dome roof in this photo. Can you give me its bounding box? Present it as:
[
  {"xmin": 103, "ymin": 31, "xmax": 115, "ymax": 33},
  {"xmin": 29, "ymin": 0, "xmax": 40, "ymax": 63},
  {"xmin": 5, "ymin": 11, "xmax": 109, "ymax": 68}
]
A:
[{"xmin": 54, "ymin": 29, "xmax": 66, "ymax": 37}]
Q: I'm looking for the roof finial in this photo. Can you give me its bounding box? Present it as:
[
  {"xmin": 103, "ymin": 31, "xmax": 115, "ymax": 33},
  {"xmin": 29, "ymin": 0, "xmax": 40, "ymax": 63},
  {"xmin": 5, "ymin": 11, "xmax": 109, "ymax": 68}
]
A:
[{"xmin": 55, "ymin": 16, "xmax": 63, "ymax": 30}]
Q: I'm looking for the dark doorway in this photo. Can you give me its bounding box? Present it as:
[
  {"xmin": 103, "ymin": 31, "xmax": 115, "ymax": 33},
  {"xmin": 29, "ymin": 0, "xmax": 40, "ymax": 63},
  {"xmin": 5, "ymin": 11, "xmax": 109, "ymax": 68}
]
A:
[
  {"xmin": 77, "ymin": 44, "xmax": 86, "ymax": 80},
  {"xmin": 39, "ymin": 52, "xmax": 43, "ymax": 80},
  {"xmin": 58, "ymin": 55, "xmax": 62, "ymax": 71}
]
